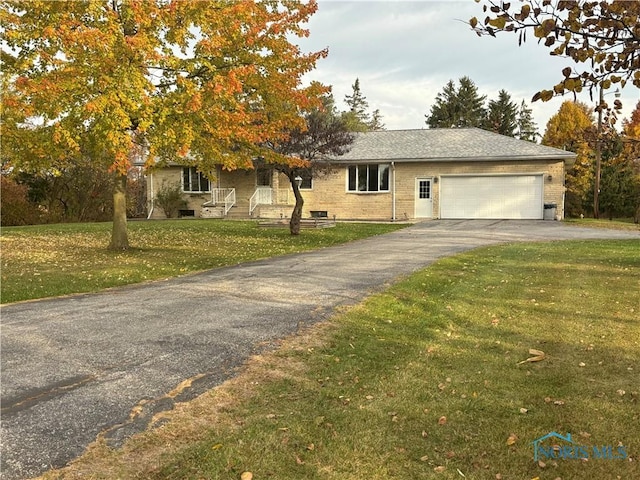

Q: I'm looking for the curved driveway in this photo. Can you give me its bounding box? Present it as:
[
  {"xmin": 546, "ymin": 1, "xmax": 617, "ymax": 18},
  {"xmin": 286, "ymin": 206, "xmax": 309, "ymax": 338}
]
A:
[{"xmin": 2, "ymin": 220, "xmax": 639, "ymax": 479}]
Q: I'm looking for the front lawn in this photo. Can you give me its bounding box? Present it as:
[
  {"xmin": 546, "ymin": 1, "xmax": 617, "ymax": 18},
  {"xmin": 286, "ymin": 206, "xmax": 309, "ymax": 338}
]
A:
[
  {"xmin": 0, "ymin": 220, "xmax": 406, "ymax": 304},
  {"xmin": 41, "ymin": 240, "xmax": 639, "ymax": 480}
]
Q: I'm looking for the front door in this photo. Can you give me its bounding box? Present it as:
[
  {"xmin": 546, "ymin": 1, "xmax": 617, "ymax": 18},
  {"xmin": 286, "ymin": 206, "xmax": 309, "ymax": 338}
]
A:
[{"xmin": 415, "ymin": 178, "xmax": 433, "ymax": 218}]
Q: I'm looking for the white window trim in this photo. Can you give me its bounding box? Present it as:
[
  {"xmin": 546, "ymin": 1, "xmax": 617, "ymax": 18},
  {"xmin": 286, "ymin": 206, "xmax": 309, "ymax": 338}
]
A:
[
  {"xmin": 182, "ymin": 167, "xmax": 211, "ymax": 194},
  {"xmin": 346, "ymin": 164, "xmax": 390, "ymax": 193}
]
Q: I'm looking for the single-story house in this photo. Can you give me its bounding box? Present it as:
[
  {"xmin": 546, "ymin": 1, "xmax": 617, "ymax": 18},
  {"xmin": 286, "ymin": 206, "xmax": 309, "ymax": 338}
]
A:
[{"xmin": 146, "ymin": 128, "xmax": 576, "ymax": 221}]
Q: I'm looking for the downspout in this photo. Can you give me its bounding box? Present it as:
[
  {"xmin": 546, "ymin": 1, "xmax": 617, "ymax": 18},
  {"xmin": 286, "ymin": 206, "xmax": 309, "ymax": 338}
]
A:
[
  {"xmin": 391, "ymin": 161, "xmax": 396, "ymax": 222},
  {"xmin": 146, "ymin": 172, "xmax": 154, "ymax": 219}
]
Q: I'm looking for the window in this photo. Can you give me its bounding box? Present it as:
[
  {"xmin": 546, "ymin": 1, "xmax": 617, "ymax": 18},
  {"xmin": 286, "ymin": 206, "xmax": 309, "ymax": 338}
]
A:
[
  {"xmin": 299, "ymin": 168, "xmax": 313, "ymax": 189},
  {"xmin": 182, "ymin": 167, "xmax": 210, "ymax": 193},
  {"xmin": 256, "ymin": 167, "xmax": 272, "ymax": 187},
  {"xmin": 418, "ymin": 179, "xmax": 431, "ymax": 199},
  {"xmin": 347, "ymin": 164, "xmax": 389, "ymax": 192}
]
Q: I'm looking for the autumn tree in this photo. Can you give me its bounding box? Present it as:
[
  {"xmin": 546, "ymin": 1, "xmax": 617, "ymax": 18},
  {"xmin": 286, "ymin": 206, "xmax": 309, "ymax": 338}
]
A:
[
  {"xmin": 1, "ymin": 0, "xmax": 327, "ymax": 249},
  {"xmin": 426, "ymin": 77, "xmax": 486, "ymax": 128},
  {"xmin": 470, "ymin": 1, "xmax": 640, "ymax": 102},
  {"xmin": 516, "ymin": 100, "xmax": 539, "ymax": 142},
  {"xmin": 617, "ymin": 101, "xmax": 640, "ymax": 221},
  {"xmin": 342, "ymin": 78, "xmax": 385, "ymax": 132},
  {"xmin": 542, "ymin": 101, "xmax": 594, "ymax": 217},
  {"xmin": 270, "ymin": 94, "xmax": 354, "ymax": 235},
  {"xmin": 484, "ymin": 89, "xmax": 518, "ymax": 136}
]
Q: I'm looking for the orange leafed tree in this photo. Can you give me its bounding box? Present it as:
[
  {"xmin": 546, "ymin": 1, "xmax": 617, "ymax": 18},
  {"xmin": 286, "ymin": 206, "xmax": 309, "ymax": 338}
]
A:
[{"xmin": 1, "ymin": 0, "xmax": 327, "ymax": 249}]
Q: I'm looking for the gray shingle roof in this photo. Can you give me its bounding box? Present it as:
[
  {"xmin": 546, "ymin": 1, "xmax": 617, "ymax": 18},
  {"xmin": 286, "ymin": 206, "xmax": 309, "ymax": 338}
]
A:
[{"xmin": 332, "ymin": 128, "xmax": 576, "ymax": 163}]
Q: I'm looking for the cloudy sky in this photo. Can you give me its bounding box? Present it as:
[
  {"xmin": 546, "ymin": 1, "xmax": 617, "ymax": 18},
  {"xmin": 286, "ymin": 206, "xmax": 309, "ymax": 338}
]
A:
[{"xmin": 296, "ymin": 0, "xmax": 640, "ymax": 136}]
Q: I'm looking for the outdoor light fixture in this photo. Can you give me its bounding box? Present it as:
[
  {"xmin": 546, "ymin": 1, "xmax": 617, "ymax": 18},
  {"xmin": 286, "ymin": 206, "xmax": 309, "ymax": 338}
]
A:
[
  {"xmin": 547, "ymin": 174, "xmax": 553, "ymax": 182},
  {"xmin": 294, "ymin": 176, "xmax": 303, "ymax": 188}
]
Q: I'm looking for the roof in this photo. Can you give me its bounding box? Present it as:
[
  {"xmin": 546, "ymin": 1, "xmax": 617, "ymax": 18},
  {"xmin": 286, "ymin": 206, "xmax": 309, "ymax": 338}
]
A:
[{"xmin": 331, "ymin": 128, "xmax": 576, "ymax": 164}]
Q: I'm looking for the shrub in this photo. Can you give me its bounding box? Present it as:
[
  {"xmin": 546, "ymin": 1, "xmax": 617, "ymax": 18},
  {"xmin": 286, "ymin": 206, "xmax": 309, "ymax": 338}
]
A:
[
  {"xmin": 155, "ymin": 181, "xmax": 188, "ymax": 218},
  {"xmin": 0, "ymin": 175, "xmax": 40, "ymax": 226}
]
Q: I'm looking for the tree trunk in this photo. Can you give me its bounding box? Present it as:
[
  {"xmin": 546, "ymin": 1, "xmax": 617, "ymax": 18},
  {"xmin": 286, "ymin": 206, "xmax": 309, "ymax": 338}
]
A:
[
  {"xmin": 289, "ymin": 176, "xmax": 304, "ymax": 236},
  {"xmin": 109, "ymin": 172, "xmax": 130, "ymax": 250}
]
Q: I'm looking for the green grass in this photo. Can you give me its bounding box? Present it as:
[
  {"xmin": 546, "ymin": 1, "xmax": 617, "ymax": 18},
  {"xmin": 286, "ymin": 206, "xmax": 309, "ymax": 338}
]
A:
[
  {"xmin": 41, "ymin": 240, "xmax": 640, "ymax": 480},
  {"xmin": 0, "ymin": 220, "xmax": 406, "ymax": 304},
  {"xmin": 564, "ymin": 217, "xmax": 640, "ymax": 231}
]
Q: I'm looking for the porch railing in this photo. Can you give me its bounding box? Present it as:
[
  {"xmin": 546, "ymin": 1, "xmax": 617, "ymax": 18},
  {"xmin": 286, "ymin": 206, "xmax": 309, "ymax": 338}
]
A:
[
  {"xmin": 249, "ymin": 187, "xmax": 294, "ymax": 214},
  {"xmin": 203, "ymin": 188, "xmax": 236, "ymax": 216},
  {"xmin": 223, "ymin": 188, "xmax": 236, "ymax": 216}
]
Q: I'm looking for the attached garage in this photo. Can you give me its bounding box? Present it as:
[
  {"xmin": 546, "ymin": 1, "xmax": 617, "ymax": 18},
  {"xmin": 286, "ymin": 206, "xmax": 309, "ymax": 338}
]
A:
[{"xmin": 440, "ymin": 174, "xmax": 544, "ymax": 219}]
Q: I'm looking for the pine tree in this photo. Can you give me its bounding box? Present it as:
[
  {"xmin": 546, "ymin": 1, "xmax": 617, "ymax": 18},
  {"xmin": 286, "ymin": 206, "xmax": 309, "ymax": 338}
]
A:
[
  {"xmin": 342, "ymin": 78, "xmax": 384, "ymax": 132},
  {"xmin": 426, "ymin": 77, "xmax": 486, "ymax": 128},
  {"xmin": 485, "ymin": 90, "xmax": 518, "ymax": 136},
  {"xmin": 516, "ymin": 100, "xmax": 539, "ymax": 142}
]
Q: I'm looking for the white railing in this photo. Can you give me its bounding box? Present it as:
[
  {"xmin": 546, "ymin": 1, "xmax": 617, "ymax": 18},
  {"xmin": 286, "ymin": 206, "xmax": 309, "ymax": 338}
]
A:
[
  {"xmin": 203, "ymin": 188, "xmax": 236, "ymax": 216},
  {"xmin": 223, "ymin": 188, "xmax": 236, "ymax": 216},
  {"xmin": 249, "ymin": 187, "xmax": 273, "ymax": 214}
]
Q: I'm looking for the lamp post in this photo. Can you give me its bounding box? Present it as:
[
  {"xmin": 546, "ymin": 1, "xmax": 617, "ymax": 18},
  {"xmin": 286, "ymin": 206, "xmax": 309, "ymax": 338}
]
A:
[
  {"xmin": 593, "ymin": 87, "xmax": 620, "ymax": 219},
  {"xmin": 294, "ymin": 175, "xmax": 303, "ymax": 189}
]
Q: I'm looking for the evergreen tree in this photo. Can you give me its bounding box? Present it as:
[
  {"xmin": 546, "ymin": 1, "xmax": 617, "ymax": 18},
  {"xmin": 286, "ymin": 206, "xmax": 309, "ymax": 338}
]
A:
[
  {"xmin": 516, "ymin": 100, "xmax": 539, "ymax": 142},
  {"xmin": 342, "ymin": 78, "xmax": 385, "ymax": 132},
  {"xmin": 426, "ymin": 77, "xmax": 486, "ymax": 128},
  {"xmin": 485, "ymin": 90, "xmax": 518, "ymax": 136}
]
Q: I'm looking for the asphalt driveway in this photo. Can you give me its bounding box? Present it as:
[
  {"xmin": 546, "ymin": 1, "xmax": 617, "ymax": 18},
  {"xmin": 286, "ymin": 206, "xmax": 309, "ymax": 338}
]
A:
[{"xmin": 1, "ymin": 220, "xmax": 639, "ymax": 479}]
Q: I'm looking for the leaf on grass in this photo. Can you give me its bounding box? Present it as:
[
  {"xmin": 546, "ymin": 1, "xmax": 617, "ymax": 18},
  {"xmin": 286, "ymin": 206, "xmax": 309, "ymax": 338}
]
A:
[
  {"xmin": 506, "ymin": 433, "xmax": 518, "ymax": 445},
  {"xmin": 211, "ymin": 443, "xmax": 223, "ymax": 451},
  {"xmin": 518, "ymin": 349, "xmax": 546, "ymax": 364},
  {"xmin": 296, "ymin": 455, "xmax": 305, "ymax": 465},
  {"xmin": 434, "ymin": 465, "xmax": 446, "ymax": 473},
  {"xmin": 519, "ymin": 407, "xmax": 529, "ymax": 414},
  {"xmin": 240, "ymin": 473, "xmax": 253, "ymax": 480},
  {"xmin": 438, "ymin": 416, "xmax": 447, "ymax": 425},
  {"xmin": 420, "ymin": 454, "xmax": 429, "ymax": 461}
]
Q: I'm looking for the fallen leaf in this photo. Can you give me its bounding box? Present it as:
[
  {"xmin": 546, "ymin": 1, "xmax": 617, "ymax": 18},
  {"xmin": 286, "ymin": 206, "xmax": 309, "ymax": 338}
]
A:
[
  {"xmin": 506, "ymin": 433, "xmax": 518, "ymax": 445},
  {"xmin": 538, "ymin": 460, "xmax": 546, "ymax": 468},
  {"xmin": 519, "ymin": 408, "xmax": 529, "ymax": 414},
  {"xmin": 434, "ymin": 465, "xmax": 446, "ymax": 473},
  {"xmin": 446, "ymin": 450, "xmax": 456, "ymax": 458},
  {"xmin": 438, "ymin": 416, "xmax": 447, "ymax": 425},
  {"xmin": 579, "ymin": 362, "xmax": 586, "ymax": 367},
  {"xmin": 553, "ymin": 400, "xmax": 565, "ymax": 406},
  {"xmin": 296, "ymin": 455, "xmax": 305, "ymax": 465},
  {"xmin": 240, "ymin": 473, "xmax": 253, "ymax": 480},
  {"xmin": 211, "ymin": 443, "xmax": 223, "ymax": 451},
  {"xmin": 306, "ymin": 443, "xmax": 315, "ymax": 451},
  {"xmin": 457, "ymin": 468, "xmax": 466, "ymax": 477},
  {"xmin": 420, "ymin": 454, "xmax": 429, "ymax": 461},
  {"xmin": 518, "ymin": 349, "xmax": 546, "ymax": 365},
  {"xmin": 617, "ymin": 389, "xmax": 626, "ymax": 396},
  {"xmin": 422, "ymin": 430, "xmax": 428, "ymax": 438}
]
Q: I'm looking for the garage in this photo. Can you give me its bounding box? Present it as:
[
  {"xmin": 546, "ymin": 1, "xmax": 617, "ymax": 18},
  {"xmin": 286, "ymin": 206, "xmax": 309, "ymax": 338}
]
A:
[{"xmin": 440, "ymin": 174, "xmax": 544, "ymax": 219}]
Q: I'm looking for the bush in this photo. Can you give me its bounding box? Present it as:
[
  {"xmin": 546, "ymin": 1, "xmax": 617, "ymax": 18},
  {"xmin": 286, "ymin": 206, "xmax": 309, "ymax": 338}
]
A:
[
  {"xmin": 155, "ymin": 181, "xmax": 188, "ymax": 218},
  {"xmin": 1, "ymin": 175, "xmax": 40, "ymax": 226}
]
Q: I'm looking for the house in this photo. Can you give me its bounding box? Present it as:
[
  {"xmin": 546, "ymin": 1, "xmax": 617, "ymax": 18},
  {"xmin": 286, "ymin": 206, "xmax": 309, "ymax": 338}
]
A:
[{"xmin": 146, "ymin": 128, "xmax": 576, "ymax": 221}]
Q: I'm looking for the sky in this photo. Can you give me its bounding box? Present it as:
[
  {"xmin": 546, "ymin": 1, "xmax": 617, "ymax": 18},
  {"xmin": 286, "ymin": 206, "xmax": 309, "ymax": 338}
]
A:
[{"xmin": 295, "ymin": 0, "xmax": 640, "ymax": 136}]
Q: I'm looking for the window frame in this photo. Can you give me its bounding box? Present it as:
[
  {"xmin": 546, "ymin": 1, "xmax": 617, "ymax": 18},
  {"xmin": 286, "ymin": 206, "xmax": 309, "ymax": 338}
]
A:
[
  {"xmin": 182, "ymin": 167, "xmax": 211, "ymax": 193},
  {"xmin": 346, "ymin": 164, "xmax": 390, "ymax": 193},
  {"xmin": 299, "ymin": 168, "xmax": 313, "ymax": 190}
]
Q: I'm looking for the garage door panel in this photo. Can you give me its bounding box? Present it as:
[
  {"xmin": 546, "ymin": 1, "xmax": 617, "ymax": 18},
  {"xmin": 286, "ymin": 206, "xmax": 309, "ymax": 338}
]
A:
[{"xmin": 440, "ymin": 175, "xmax": 543, "ymax": 219}]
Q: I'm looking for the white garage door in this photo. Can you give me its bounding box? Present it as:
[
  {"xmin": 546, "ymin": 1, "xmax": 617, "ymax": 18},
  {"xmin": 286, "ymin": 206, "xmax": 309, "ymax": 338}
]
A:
[{"xmin": 440, "ymin": 175, "xmax": 544, "ymax": 219}]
